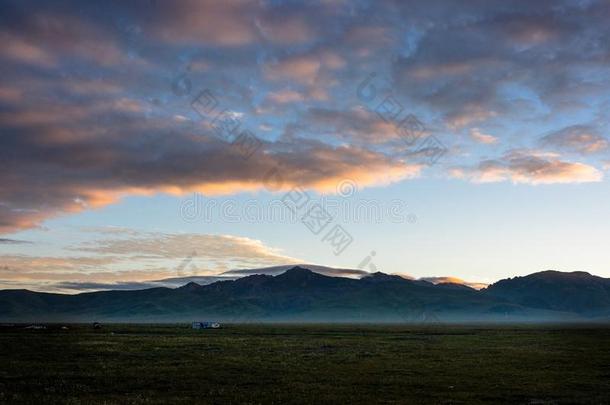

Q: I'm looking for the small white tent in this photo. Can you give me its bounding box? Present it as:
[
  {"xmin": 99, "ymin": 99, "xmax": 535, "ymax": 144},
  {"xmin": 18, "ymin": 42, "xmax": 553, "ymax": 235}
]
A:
[{"xmin": 192, "ymin": 321, "xmax": 220, "ymax": 329}]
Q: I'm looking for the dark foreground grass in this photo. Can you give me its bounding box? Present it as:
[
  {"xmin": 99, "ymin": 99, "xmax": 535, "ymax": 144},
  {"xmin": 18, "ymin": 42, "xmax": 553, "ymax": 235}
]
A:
[{"xmin": 1, "ymin": 324, "xmax": 609, "ymax": 404}]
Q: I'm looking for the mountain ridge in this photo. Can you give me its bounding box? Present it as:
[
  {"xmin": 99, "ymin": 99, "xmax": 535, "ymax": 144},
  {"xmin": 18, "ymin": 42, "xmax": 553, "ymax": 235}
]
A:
[{"xmin": 1, "ymin": 267, "xmax": 609, "ymax": 323}]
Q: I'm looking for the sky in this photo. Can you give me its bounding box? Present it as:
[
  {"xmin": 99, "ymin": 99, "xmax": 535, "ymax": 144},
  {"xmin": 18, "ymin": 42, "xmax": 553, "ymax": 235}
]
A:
[{"xmin": 1, "ymin": 0, "xmax": 610, "ymax": 293}]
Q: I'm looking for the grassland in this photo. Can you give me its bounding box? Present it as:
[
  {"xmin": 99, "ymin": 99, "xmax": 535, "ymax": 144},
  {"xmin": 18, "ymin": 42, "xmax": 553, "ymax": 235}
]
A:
[{"xmin": 1, "ymin": 324, "xmax": 609, "ymax": 404}]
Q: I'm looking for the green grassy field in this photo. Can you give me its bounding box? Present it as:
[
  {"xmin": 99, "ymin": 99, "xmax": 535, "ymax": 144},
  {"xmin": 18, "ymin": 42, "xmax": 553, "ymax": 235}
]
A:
[{"xmin": 1, "ymin": 324, "xmax": 609, "ymax": 404}]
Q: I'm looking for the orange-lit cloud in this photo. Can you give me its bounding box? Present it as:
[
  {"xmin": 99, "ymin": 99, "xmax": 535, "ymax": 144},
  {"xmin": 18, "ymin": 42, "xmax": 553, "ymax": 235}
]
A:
[
  {"xmin": 470, "ymin": 128, "xmax": 499, "ymax": 145},
  {"xmin": 264, "ymin": 89, "xmax": 305, "ymax": 105},
  {"xmin": 419, "ymin": 276, "xmax": 488, "ymax": 290}
]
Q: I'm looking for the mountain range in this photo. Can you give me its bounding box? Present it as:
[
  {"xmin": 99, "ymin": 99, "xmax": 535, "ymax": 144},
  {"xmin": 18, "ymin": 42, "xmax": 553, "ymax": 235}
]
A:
[{"xmin": 1, "ymin": 267, "xmax": 610, "ymax": 323}]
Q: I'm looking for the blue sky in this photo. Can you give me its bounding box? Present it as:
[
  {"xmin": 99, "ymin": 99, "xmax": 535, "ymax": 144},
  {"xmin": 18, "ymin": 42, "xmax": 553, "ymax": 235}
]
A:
[{"xmin": 1, "ymin": 0, "xmax": 610, "ymax": 292}]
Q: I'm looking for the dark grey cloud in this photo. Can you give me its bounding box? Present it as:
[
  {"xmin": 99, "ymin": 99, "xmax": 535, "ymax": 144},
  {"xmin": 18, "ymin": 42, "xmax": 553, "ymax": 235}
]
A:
[
  {"xmin": 392, "ymin": 0, "xmax": 610, "ymax": 128},
  {"xmin": 540, "ymin": 125, "xmax": 608, "ymax": 155},
  {"xmin": 0, "ymin": 238, "xmax": 31, "ymax": 244},
  {"xmin": 53, "ymin": 281, "xmax": 160, "ymax": 292}
]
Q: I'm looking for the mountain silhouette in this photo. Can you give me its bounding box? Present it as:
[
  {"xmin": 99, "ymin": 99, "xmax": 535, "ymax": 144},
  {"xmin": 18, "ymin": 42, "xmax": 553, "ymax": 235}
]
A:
[
  {"xmin": 484, "ymin": 270, "xmax": 610, "ymax": 315},
  {"xmin": 1, "ymin": 267, "xmax": 609, "ymax": 322}
]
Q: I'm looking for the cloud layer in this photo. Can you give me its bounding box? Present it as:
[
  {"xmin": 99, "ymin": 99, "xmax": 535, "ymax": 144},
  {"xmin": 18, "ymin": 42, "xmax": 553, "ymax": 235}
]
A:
[
  {"xmin": 1, "ymin": 0, "xmax": 610, "ymax": 233},
  {"xmin": 0, "ymin": 228, "xmax": 300, "ymax": 292}
]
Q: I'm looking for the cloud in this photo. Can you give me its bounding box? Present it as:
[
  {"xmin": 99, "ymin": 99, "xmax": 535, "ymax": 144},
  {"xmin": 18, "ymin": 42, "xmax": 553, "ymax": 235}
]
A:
[
  {"xmin": 17, "ymin": 265, "xmax": 366, "ymax": 293},
  {"xmin": 391, "ymin": 0, "xmax": 610, "ymax": 129},
  {"xmin": 540, "ymin": 125, "xmax": 608, "ymax": 154},
  {"xmin": 75, "ymin": 231, "xmax": 300, "ymax": 265},
  {"xmin": 297, "ymin": 107, "xmax": 409, "ymax": 145},
  {"xmin": 0, "ymin": 13, "xmax": 419, "ymax": 235},
  {"xmin": 451, "ymin": 149, "xmax": 603, "ymax": 185},
  {"xmin": 0, "ymin": 244, "xmax": 364, "ymax": 292},
  {"xmin": 52, "ymin": 281, "xmax": 161, "ymax": 292},
  {"xmin": 264, "ymin": 55, "xmax": 322, "ymax": 85},
  {"xmin": 419, "ymin": 276, "xmax": 488, "ymax": 290},
  {"xmin": 0, "ymin": 112, "xmax": 420, "ymax": 233},
  {"xmin": 147, "ymin": 1, "xmax": 261, "ymax": 46},
  {"xmin": 0, "ymin": 255, "xmax": 121, "ymax": 277},
  {"xmin": 138, "ymin": 0, "xmax": 329, "ymax": 47},
  {"xmin": 1, "ymin": 0, "xmax": 610, "ymax": 234},
  {"xmin": 0, "ymin": 31, "xmax": 56, "ymax": 67},
  {"xmin": 0, "ymin": 6, "xmax": 133, "ymax": 67},
  {"xmin": 52, "ymin": 275, "xmax": 236, "ymax": 292},
  {"xmin": 264, "ymin": 49, "xmax": 345, "ymax": 86},
  {"xmin": 470, "ymin": 128, "xmax": 499, "ymax": 145},
  {"xmin": 0, "ymin": 230, "xmax": 301, "ymax": 291},
  {"xmin": 0, "ymin": 238, "xmax": 31, "ymax": 245},
  {"xmin": 256, "ymin": 12, "xmax": 317, "ymax": 45},
  {"xmin": 264, "ymin": 89, "xmax": 305, "ymax": 105}
]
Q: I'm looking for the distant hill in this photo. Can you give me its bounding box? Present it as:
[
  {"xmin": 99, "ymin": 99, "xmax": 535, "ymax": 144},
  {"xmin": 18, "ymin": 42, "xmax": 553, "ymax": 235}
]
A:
[
  {"xmin": 484, "ymin": 270, "xmax": 610, "ymax": 316},
  {"xmin": 0, "ymin": 267, "xmax": 609, "ymax": 323}
]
